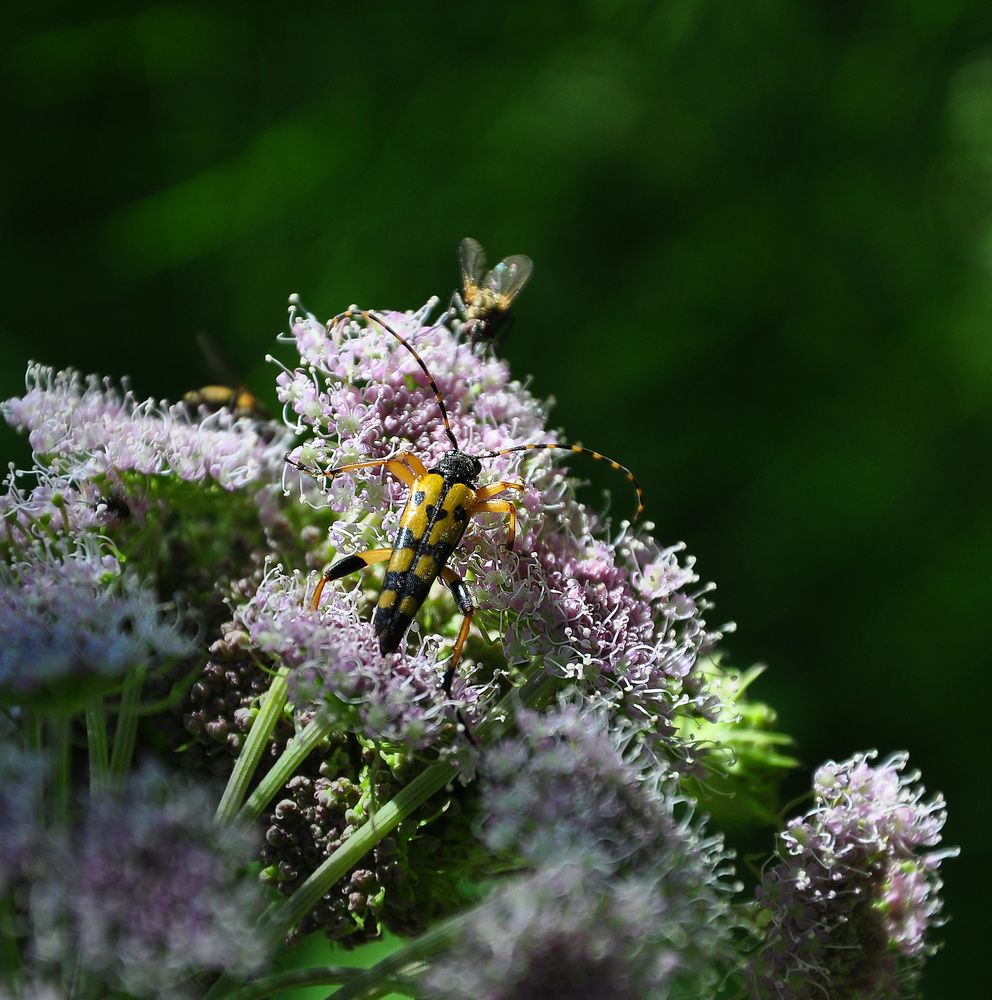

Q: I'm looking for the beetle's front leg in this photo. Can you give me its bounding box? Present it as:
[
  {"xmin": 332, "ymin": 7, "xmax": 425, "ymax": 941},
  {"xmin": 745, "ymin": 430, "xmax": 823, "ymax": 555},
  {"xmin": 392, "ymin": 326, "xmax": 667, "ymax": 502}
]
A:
[
  {"xmin": 474, "ymin": 480, "xmax": 526, "ymax": 550},
  {"xmin": 287, "ymin": 451, "xmax": 427, "ymax": 489}
]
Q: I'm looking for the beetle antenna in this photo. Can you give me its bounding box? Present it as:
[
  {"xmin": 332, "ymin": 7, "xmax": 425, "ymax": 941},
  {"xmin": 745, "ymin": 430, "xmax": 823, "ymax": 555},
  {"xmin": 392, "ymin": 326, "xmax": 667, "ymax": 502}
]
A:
[
  {"xmin": 331, "ymin": 309, "xmax": 459, "ymax": 451},
  {"xmin": 481, "ymin": 442, "xmax": 644, "ymax": 523}
]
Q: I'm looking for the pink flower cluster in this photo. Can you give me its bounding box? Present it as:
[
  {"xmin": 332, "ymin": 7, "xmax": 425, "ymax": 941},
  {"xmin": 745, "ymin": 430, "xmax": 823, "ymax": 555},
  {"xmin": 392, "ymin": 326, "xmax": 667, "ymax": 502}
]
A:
[
  {"xmin": 3, "ymin": 364, "xmax": 292, "ymax": 489},
  {"xmin": 268, "ymin": 300, "xmax": 722, "ymax": 752},
  {"xmin": 748, "ymin": 751, "xmax": 956, "ymax": 1000}
]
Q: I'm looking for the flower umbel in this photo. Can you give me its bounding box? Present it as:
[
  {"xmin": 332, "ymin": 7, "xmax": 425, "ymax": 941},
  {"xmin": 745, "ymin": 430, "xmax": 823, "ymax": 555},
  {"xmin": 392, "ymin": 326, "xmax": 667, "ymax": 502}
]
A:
[
  {"xmin": 2, "ymin": 364, "xmax": 290, "ymax": 490},
  {"xmin": 30, "ymin": 768, "xmax": 268, "ymax": 995},
  {"xmin": 0, "ymin": 533, "xmax": 192, "ymax": 707},
  {"xmin": 434, "ymin": 701, "xmax": 740, "ymax": 999},
  {"xmin": 0, "ymin": 263, "xmax": 957, "ymax": 1000},
  {"xmin": 276, "ymin": 303, "xmax": 722, "ymax": 756},
  {"xmin": 747, "ymin": 751, "xmax": 956, "ymax": 1000}
]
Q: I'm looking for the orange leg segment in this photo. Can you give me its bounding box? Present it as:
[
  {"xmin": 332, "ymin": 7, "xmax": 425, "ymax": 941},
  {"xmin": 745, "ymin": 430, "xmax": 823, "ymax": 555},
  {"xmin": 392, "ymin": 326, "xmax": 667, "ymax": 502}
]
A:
[
  {"xmin": 311, "ymin": 546, "xmax": 392, "ymax": 610},
  {"xmin": 439, "ymin": 565, "xmax": 475, "ymax": 696},
  {"xmin": 439, "ymin": 566, "xmax": 478, "ymax": 745},
  {"xmin": 287, "ymin": 451, "xmax": 427, "ymax": 489},
  {"xmin": 475, "ymin": 480, "xmax": 525, "ymax": 551}
]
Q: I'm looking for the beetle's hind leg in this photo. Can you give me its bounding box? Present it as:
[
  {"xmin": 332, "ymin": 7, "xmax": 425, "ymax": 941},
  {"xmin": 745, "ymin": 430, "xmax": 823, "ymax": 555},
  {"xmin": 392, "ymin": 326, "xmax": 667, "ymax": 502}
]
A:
[
  {"xmin": 311, "ymin": 547, "xmax": 392, "ymax": 610},
  {"xmin": 438, "ymin": 566, "xmax": 480, "ymax": 747},
  {"xmin": 439, "ymin": 566, "xmax": 475, "ymax": 697}
]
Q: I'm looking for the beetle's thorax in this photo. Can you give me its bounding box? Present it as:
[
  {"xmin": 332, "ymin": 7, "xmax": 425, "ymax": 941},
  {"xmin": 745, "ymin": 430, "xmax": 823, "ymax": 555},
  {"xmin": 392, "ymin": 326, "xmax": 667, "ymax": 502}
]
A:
[{"xmin": 430, "ymin": 450, "xmax": 482, "ymax": 486}]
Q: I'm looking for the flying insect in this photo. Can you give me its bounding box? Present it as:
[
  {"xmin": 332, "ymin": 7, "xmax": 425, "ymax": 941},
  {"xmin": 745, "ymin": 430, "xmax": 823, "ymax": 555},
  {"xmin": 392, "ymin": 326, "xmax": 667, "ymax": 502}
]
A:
[
  {"xmin": 182, "ymin": 385, "xmax": 268, "ymax": 419},
  {"xmin": 447, "ymin": 237, "xmax": 533, "ymax": 352},
  {"xmin": 183, "ymin": 332, "xmax": 269, "ymax": 420}
]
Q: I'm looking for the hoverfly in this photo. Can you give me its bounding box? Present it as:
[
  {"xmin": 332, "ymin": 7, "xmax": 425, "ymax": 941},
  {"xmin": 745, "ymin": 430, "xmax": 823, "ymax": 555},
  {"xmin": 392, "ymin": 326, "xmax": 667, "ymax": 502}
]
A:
[
  {"xmin": 183, "ymin": 331, "xmax": 269, "ymax": 420},
  {"xmin": 448, "ymin": 237, "xmax": 533, "ymax": 352}
]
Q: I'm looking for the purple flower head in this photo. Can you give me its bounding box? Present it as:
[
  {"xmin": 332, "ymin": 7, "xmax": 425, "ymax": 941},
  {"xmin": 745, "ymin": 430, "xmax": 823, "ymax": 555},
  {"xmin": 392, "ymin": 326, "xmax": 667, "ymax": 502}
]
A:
[
  {"xmin": 0, "ymin": 534, "xmax": 193, "ymax": 706},
  {"xmin": 481, "ymin": 702, "xmax": 706, "ymax": 873},
  {"xmin": 478, "ymin": 703, "xmax": 738, "ymax": 965},
  {"xmin": 30, "ymin": 767, "xmax": 268, "ymax": 994},
  {"xmin": 747, "ymin": 751, "xmax": 957, "ymax": 1000},
  {"xmin": 3, "ymin": 363, "xmax": 292, "ymax": 490},
  {"xmin": 275, "ymin": 301, "xmax": 721, "ymax": 752},
  {"xmin": 232, "ymin": 561, "xmax": 493, "ymax": 748},
  {"xmin": 424, "ymin": 858, "xmax": 734, "ymax": 1000}
]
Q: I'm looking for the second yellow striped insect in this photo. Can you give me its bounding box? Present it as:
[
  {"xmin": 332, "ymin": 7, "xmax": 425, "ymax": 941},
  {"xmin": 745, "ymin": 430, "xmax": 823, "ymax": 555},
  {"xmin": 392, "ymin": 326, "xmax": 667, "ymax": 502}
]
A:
[{"xmin": 287, "ymin": 310, "xmax": 642, "ymax": 705}]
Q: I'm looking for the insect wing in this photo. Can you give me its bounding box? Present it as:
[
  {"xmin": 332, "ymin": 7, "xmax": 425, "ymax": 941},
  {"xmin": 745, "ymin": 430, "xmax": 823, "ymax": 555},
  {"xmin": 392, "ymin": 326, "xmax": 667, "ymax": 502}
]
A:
[
  {"xmin": 485, "ymin": 253, "xmax": 533, "ymax": 308},
  {"xmin": 459, "ymin": 237, "xmax": 488, "ymax": 299}
]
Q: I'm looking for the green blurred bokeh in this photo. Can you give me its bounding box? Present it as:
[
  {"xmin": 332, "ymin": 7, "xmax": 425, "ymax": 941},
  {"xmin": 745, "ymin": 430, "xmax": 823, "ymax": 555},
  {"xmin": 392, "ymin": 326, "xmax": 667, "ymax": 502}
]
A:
[{"xmin": 2, "ymin": 2, "xmax": 988, "ymax": 995}]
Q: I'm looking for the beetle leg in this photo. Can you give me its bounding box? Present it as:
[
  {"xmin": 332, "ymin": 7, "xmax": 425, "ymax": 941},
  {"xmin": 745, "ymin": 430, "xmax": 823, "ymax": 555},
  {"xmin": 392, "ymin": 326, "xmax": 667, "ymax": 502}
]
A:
[
  {"xmin": 287, "ymin": 450, "xmax": 427, "ymax": 489},
  {"xmin": 311, "ymin": 547, "xmax": 392, "ymax": 610},
  {"xmin": 439, "ymin": 565, "xmax": 474, "ymax": 697},
  {"xmin": 474, "ymin": 480, "xmax": 525, "ymax": 550},
  {"xmin": 474, "ymin": 479, "xmax": 525, "ymax": 501},
  {"xmin": 438, "ymin": 566, "xmax": 479, "ymax": 746}
]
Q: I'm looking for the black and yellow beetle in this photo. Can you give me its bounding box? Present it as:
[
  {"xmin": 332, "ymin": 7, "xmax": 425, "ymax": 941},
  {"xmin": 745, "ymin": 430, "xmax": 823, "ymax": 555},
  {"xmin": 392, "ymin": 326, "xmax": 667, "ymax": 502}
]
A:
[
  {"xmin": 183, "ymin": 384, "xmax": 268, "ymax": 420},
  {"xmin": 286, "ymin": 309, "xmax": 642, "ymax": 702}
]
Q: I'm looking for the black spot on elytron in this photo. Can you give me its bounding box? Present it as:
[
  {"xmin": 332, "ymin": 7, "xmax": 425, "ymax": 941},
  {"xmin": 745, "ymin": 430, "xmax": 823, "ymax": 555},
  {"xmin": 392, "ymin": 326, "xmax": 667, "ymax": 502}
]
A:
[
  {"xmin": 395, "ymin": 527, "xmax": 418, "ymax": 550},
  {"xmin": 413, "ymin": 489, "xmax": 426, "ymax": 506},
  {"xmin": 425, "ymin": 503, "xmax": 436, "ymax": 519},
  {"xmin": 453, "ymin": 504, "xmax": 468, "ymax": 523},
  {"xmin": 427, "ymin": 540, "xmax": 456, "ymax": 565}
]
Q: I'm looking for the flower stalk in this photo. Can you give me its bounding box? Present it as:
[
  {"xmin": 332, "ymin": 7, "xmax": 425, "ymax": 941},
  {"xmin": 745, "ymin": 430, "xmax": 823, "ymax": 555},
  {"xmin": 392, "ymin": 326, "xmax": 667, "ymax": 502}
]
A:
[{"xmin": 217, "ymin": 665, "xmax": 291, "ymax": 823}]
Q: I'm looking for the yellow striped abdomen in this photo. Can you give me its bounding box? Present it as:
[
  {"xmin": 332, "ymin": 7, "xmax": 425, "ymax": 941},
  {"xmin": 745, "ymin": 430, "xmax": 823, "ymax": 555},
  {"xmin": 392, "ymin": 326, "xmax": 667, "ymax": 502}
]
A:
[{"xmin": 374, "ymin": 474, "xmax": 475, "ymax": 654}]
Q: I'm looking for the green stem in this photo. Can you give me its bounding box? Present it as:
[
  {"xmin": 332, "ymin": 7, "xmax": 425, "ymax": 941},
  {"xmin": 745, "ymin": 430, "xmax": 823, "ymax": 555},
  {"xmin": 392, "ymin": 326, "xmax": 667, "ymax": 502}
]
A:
[
  {"xmin": 238, "ymin": 696, "xmax": 334, "ymax": 823},
  {"xmin": 86, "ymin": 696, "xmax": 109, "ymax": 796},
  {"xmin": 0, "ymin": 881, "xmax": 23, "ymax": 977},
  {"xmin": 22, "ymin": 710, "xmax": 43, "ymax": 752},
  {"xmin": 327, "ymin": 915, "xmax": 464, "ymax": 1000},
  {"xmin": 215, "ymin": 666, "xmax": 290, "ymax": 824},
  {"xmin": 109, "ymin": 665, "xmax": 145, "ymax": 786},
  {"xmin": 49, "ymin": 713, "xmax": 71, "ymax": 824},
  {"xmin": 234, "ymin": 703, "xmax": 335, "ymax": 824},
  {"xmin": 221, "ymin": 966, "xmax": 419, "ymax": 1000}
]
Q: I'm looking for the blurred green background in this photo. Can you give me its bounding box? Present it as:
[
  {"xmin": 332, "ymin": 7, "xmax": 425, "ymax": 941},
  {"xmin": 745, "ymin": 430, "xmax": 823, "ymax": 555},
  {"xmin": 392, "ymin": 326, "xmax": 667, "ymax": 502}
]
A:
[{"xmin": 2, "ymin": 2, "xmax": 989, "ymax": 995}]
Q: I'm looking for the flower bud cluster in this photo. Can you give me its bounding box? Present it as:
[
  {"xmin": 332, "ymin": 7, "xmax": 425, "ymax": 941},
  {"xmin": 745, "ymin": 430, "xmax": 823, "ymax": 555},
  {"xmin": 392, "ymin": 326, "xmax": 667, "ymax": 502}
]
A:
[{"xmin": 260, "ymin": 736, "xmax": 483, "ymax": 945}]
